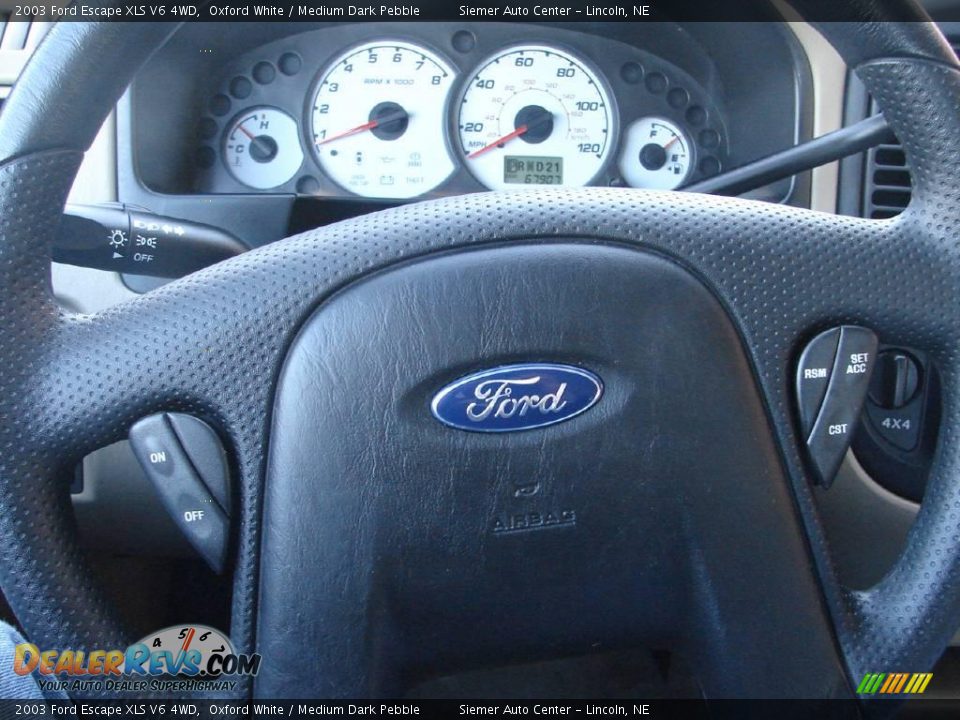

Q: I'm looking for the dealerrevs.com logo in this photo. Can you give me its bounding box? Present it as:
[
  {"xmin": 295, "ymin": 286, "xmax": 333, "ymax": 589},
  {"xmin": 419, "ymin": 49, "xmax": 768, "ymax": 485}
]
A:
[{"xmin": 13, "ymin": 624, "xmax": 260, "ymax": 694}]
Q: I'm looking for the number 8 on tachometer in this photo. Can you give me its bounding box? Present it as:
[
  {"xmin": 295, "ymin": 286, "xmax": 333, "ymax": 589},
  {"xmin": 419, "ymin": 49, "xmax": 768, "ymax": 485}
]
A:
[{"xmin": 311, "ymin": 40, "xmax": 457, "ymax": 199}]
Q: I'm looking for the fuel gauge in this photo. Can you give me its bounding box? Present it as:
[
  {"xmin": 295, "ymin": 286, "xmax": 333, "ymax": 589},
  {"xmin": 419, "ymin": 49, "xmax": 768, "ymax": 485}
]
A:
[
  {"xmin": 619, "ymin": 117, "xmax": 692, "ymax": 190},
  {"xmin": 223, "ymin": 107, "xmax": 303, "ymax": 190}
]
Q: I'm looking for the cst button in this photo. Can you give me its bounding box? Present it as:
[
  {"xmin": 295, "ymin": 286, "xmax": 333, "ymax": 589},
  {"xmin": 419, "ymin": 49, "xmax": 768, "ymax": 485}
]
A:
[{"xmin": 800, "ymin": 326, "xmax": 878, "ymax": 487}]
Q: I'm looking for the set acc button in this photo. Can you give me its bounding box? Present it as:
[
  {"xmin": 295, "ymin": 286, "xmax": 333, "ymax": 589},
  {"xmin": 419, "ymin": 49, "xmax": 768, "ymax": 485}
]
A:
[
  {"xmin": 847, "ymin": 353, "xmax": 871, "ymax": 375},
  {"xmin": 829, "ymin": 351, "xmax": 873, "ymax": 438},
  {"xmin": 797, "ymin": 326, "xmax": 879, "ymax": 488}
]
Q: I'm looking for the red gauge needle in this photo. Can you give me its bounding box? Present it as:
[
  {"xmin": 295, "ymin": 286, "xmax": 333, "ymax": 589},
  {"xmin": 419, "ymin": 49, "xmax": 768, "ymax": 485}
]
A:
[
  {"xmin": 181, "ymin": 627, "xmax": 195, "ymax": 653},
  {"xmin": 467, "ymin": 106, "xmax": 555, "ymax": 159},
  {"xmin": 236, "ymin": 124, "xmax": 256, "ymax": 140},
  {"xmin": 467, "ymin": 125, "xmax": 529, "ymax": 159},
  {"xmin": 316, "ymin": 107, "xmax": 410, "ymax": 147},
  {"xmin": 663, "ymin": 135, "xmax": 681, "ymax": 151},
  {"xmin": 316, "ymin": 119, "xmax": 380, "ymax": 146}
]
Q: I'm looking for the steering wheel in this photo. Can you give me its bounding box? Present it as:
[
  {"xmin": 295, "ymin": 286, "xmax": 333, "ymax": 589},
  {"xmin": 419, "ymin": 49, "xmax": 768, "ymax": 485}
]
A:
[{"xmin": 2, "ymin": 2, "xmax": 960, "ymax": 700}]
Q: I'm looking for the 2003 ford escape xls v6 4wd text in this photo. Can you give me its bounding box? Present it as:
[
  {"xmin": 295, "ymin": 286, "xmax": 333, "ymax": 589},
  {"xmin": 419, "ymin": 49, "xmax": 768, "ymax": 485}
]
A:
[{"xmin": 2, "ymin": 0, "xmax": 960, "ymax": 714}]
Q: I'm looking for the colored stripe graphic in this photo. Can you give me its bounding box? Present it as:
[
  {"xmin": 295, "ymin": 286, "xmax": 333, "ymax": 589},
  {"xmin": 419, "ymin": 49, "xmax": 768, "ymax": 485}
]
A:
[
  {"xmin": 893, "ymin": 673, "xmax": 909, "ymax": 693},
  {"xmin": 860, "ymin": 673, "xmax": 884, "ymax": 694},
  {"xmin": 879, "ymin": 674, "xmax": 897, "ymax": 693},
  {"xmin": 904, "ymin": 674, "xmax": 921, "ymax": 694},
  {"xmin": 857, "ymin": 672, "xmax": 932, "ymax": 694}
]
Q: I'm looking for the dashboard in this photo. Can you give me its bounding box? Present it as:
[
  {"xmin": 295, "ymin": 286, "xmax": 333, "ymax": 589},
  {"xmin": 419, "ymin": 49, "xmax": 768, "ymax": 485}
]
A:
[
  {"xmin": 193, "ymin": 24, "xmax": 728, "ymax": 199},
  {"xmin": 125, "ymin": 21, "xmax": 807, "ymax": 229}
]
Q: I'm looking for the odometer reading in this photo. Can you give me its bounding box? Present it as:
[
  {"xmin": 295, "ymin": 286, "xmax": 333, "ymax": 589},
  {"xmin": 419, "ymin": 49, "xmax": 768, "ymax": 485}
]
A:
[
  {"xmin": 311, "ymin": 40, "xmax": 457, "ymax": 199},
  {"xmin": 504, "ymin": 156, "xmax": 563, "ymax": 185},
  {"xmin": 458, "ymin": 45, "xmax": 614, "ymax": 190}
]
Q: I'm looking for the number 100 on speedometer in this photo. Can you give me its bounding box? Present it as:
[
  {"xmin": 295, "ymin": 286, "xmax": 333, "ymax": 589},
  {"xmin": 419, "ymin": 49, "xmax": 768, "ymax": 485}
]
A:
[{"xmin": 458, "ymin": 45, "xmax": 614, "ymax": 191}]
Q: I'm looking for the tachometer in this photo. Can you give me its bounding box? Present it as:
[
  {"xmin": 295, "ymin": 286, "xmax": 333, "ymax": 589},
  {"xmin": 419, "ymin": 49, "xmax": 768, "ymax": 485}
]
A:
[
  {"xmin": 458, "ymin": 45, "xmax": 614, "ymax": 190},
  {"xmin": 310, "ymin": 40, "xmax": 457, "ymax": 199}
]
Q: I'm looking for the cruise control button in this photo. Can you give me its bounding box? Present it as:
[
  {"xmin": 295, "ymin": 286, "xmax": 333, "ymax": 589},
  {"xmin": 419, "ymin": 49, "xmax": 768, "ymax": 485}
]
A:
[
  {"xmin": 167, "ymin": 413, "xmax": 230, "ymax": 514},
  {"xmin": 796, "ymin": 327, "xmax": 840, "ymax": 436},
  {"xmin": 805, "ymin": 326, "xmax": 878, "ymax": 487},
  {"xmin": 129, "ymin": 414, "xmax": 229, "ymax": 572}
]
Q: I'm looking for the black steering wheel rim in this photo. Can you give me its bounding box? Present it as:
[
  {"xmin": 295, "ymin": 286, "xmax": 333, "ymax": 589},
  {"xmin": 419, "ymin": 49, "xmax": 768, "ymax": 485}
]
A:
[{"xmin": 2, "ymin": 4, "xmax": 960, "ymax": 700}]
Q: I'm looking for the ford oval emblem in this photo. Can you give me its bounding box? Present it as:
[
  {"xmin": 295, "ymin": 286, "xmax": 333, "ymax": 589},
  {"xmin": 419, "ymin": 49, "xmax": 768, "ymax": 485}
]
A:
[{"xmin": 431, "ymin": 363, "xmax": 603, "ymax": 433}]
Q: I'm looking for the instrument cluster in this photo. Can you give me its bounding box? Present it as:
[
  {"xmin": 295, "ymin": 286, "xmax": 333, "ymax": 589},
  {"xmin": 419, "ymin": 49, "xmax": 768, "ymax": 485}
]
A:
[{"xmin": 194, "ymin": 24, "xmax": 728, "ymax": 200}]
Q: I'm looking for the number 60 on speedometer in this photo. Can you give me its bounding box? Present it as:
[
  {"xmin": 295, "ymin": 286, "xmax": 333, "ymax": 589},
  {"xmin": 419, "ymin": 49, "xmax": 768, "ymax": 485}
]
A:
[{"xmin": 457, "ymin": 45, "xmax": 615, "ymax": 191}]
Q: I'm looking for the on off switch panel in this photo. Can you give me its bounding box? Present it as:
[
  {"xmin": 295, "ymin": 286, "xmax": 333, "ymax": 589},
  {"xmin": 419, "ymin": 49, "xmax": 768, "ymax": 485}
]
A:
[
  {"xmin": 796, "ymin": 326, "xmax": 878, "ymax": 487},
  {"xmin": 129, "ymin": 413, "xmax": 231, "ymax": 572}
]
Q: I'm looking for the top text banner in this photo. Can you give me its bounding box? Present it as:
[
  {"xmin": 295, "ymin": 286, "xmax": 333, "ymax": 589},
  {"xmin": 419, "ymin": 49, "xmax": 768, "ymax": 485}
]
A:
[{"xmin": 0, "ymin": 0, "xmax": 936, "ymax": 22}]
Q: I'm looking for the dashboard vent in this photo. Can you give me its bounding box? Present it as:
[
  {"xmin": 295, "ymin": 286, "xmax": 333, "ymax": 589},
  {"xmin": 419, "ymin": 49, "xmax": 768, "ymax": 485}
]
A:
[
  {"xmin": 863, "ymin": 103, "xmax": 910, "ymax": 219},
  {"xmin": 862, "ymin": 40, "xmax": 959, "ymax": 218}
]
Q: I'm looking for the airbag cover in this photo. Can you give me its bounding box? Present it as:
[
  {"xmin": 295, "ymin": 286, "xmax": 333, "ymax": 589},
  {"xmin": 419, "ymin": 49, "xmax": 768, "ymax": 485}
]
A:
[{"xmin": 256, "ymin": 242, "xmax": 844, "ymax": 698}]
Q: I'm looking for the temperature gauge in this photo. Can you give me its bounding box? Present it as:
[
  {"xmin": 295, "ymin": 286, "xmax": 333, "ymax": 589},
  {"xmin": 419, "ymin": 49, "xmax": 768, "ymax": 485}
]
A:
[
  {"xmin": 618, "ymin": 117, "xmax": 692, "ymax": 190},
  {"xmin": 223, "ymin": 107, "xmax": 304, "ymax": 190}
]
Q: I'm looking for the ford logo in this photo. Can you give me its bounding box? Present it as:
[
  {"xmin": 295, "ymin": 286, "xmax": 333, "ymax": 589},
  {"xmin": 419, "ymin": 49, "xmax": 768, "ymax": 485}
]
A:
[{"xmin": 430, "ymin": 363, "xmax": 603, "ymax": 433}]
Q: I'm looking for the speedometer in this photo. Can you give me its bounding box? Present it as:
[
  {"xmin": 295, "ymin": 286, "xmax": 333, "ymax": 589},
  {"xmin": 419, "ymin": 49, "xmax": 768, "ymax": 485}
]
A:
[
  {"xmin": 458, "ymin": 45, "xmax": 614, "ymax": 190},
  {"xmin": 311, "ymin": 40, "xmax": 457, "ymax": 199}
]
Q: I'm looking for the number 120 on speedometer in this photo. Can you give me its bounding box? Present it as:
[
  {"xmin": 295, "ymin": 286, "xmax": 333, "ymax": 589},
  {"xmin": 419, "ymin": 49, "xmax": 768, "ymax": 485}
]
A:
[{"xmin": 458, "ymin": 45, "xmax": 614, "ymax": 191}]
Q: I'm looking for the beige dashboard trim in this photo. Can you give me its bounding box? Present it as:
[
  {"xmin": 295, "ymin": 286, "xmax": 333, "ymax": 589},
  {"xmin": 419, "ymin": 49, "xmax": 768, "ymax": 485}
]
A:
[{"xmin": 784, "ymin": 21, "xmax": 846, "ymax": 214}]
